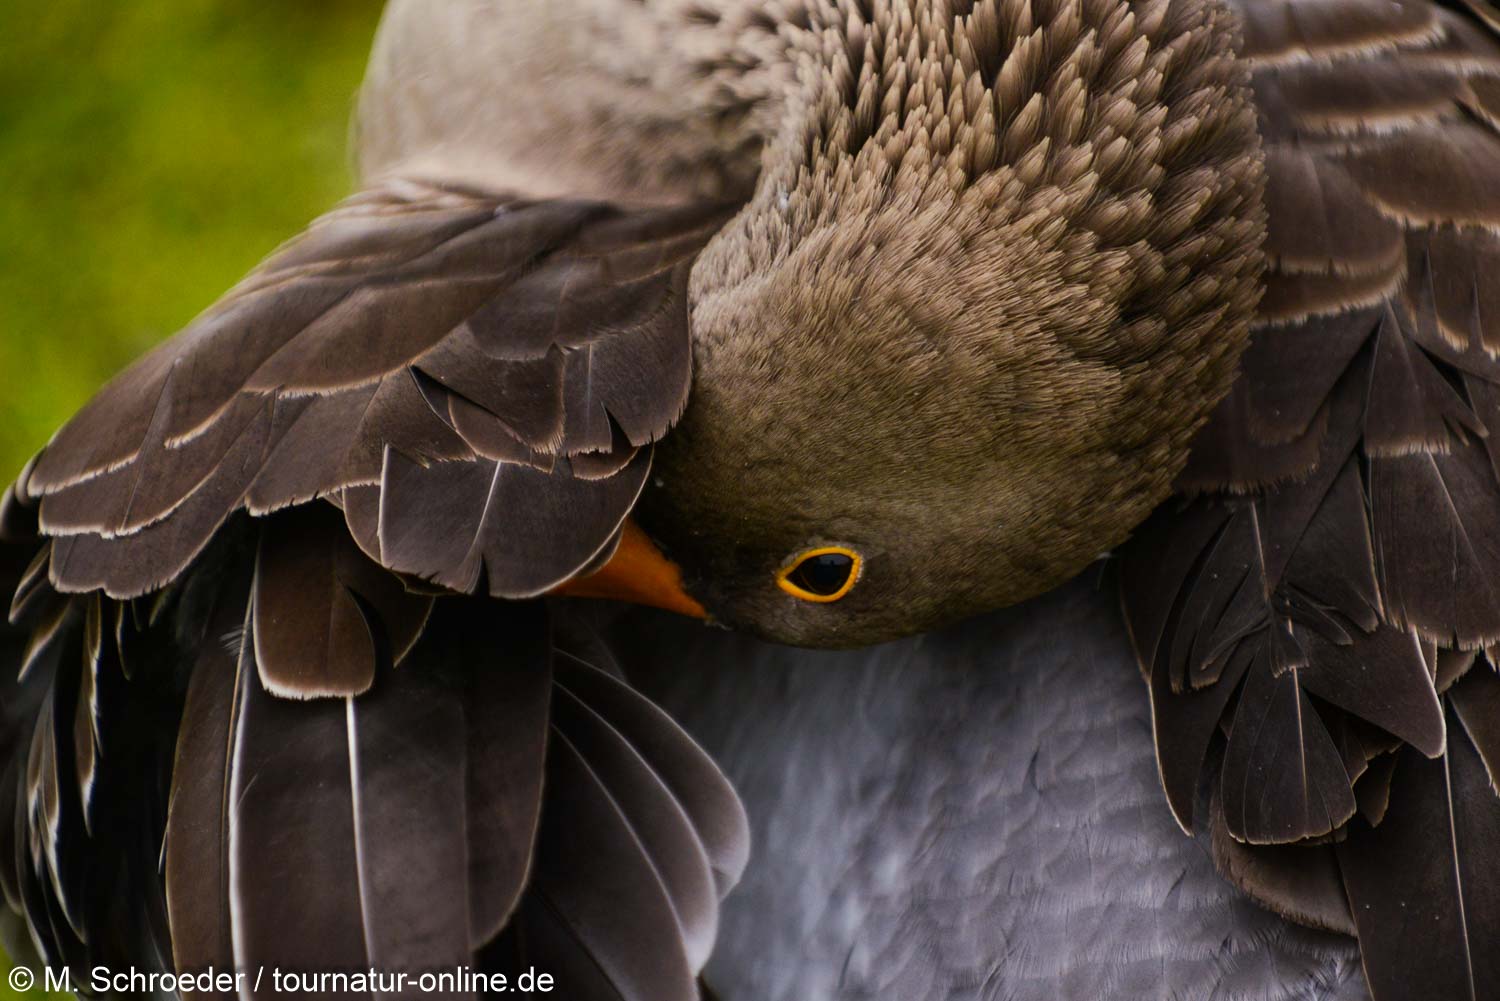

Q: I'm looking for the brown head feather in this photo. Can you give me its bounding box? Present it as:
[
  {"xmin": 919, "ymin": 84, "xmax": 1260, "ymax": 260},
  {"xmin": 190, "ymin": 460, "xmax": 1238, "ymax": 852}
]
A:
[{"xmin": 641, "ymin": 0, "xmax": 1267, "ymax": 645}]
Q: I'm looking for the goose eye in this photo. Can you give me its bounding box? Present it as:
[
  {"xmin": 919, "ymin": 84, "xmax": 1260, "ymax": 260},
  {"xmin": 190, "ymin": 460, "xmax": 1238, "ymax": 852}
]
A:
[{"xmin": 777, "ymin": 547, "xmax": 861, "ymax": 603}]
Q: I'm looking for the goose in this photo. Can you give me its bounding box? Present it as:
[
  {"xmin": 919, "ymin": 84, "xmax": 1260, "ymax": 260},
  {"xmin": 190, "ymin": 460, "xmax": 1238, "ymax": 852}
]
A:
[{"xmin": 2, "ymin": 1, "xmax": 1499, "ymax": 999}]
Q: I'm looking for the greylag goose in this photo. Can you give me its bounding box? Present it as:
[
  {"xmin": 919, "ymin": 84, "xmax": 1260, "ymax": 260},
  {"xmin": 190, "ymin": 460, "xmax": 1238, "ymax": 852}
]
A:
[{"xmin": 3, "ymin": 1, "xmax": 1499, "ymax": 999}]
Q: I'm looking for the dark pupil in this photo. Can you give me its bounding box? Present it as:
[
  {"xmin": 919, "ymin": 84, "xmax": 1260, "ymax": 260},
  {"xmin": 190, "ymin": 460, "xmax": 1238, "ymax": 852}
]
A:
[{"xmin": 791, "ymin": 553, "xmax": 853, "ymax": 596}]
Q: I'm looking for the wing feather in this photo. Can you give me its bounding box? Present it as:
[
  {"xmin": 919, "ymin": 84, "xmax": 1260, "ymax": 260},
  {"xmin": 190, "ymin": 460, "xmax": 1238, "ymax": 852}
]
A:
[
  {"xmin": 10, "ymin": 505, "xmax": 745, "ymax": 983},
  {"xmin": 227, "ymin": 618, "xmax": 373, "ymax": 979},
  {"xmin": 3, "ymin": 181, "xmax": 743, "ymax": 987},
  {"xmin": 164, "ymin": 577, "xmax": 250, "ymax": 984},
  {"xmin": 509, "ymin": 731, "xmax": 698, "ymax": 1001},
  {"xmin": 166, "ymin": 556, "xmax": 555, "ymax": 984},
  {"xmin": 252, "ymin": 502, "xmax": 432, "ymax": 699},
  {"xmin": 1337, "ymin": 722, "xmax": 1500, "ymax": 1001},
  {"xmin": 1449, "ymin": 663, "xmax": 1500, "ymax": 791},
  {"xmin": 552, "ymin": 686, "xmax": 720, "ymax": 969},
  {"xmin": 1125, "ymin": 2, "xmax": 1500, "ymax": 992},
  {"xmin": 383, "ymin": 444, "xmax": 652, "ymax": 598},
  {"xmin": 24, "ymin": 183, "xmax": 721, "ymax": 601},
  {"xmin": 553, "ymin": 650, "xmax": 750, "ymax": 896}
]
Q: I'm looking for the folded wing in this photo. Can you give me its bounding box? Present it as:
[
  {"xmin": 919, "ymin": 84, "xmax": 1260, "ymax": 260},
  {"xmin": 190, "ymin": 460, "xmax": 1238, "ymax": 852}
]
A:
[
  {"xmin": 1121, "ymin": 3, "xmax": 1500, "ymax": 999},
  {"xmin": 25, "ymin": 180, "xmax": 726, "ymax": 601},
  {"xmin": 0, "ymin": 181, "xmax": 747, "ymax": 1000}
]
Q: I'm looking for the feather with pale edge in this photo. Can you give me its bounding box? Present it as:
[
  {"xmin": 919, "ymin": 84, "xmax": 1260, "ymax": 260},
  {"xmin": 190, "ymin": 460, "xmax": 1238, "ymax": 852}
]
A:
[
  {"xmin": 2, "ymin": 187, "xmax": 745, "ymax": 993},
  {"xmin": 1123, "ymin": 2, "xmax": 1500, "ymax": 996},
  {"xmin": 25, "ymin": 184, "xmax": 720, "ymax": 603}
]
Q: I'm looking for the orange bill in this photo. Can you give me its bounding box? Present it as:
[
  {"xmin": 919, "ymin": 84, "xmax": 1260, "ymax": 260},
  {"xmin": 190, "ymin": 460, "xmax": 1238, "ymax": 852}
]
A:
[{"xmin": 550, "ymin": 519, "xmax": 706, "ymax": 619}]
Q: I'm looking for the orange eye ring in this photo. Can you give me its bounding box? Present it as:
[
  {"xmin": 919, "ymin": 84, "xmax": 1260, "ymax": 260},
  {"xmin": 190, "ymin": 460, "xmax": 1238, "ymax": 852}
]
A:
[{"xmin": 776, "ymin": 546, "xmax": 862, "ymax": 603}]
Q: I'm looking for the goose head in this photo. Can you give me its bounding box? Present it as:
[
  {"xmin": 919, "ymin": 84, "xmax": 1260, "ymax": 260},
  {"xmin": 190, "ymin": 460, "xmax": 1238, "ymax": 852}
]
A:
[
  {"xmin": 634, "ymin": 0, "xmax": 1268, "ymax": 647},
  {"xmin": 364, "ymin": 0, "xmax": 1268, "ymax": 648}
]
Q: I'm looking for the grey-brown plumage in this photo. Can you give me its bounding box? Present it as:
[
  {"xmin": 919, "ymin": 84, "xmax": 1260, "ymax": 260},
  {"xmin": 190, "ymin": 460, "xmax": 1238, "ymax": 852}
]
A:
[
  {"xmin": 1, "ymin": 0, "xmax": 1497, "ymax": 999},
  {"xmin": 3, "ymin": 508, "xmax": 748, "ymax": 996},
  {"xmin": 28, "ymin": 188, "xmax": 713, "ymax": 602},
  {"xmin": 1120, "ymin": 2, "xmax": 1500, "ymax": 998},
  {"xmin": 0, "ymin": 186, "xmax": 748, "ymax": 995},
  {"xmin": 645, "ymin": 0, "xmax": 1266, "ymax": 645},
  {"xmin": 252, "ymin": 502, "xmax": 432, "ymax": 698}
]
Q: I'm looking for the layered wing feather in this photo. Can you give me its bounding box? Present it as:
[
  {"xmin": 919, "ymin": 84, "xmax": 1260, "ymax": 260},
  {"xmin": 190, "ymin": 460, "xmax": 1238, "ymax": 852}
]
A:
[
  {"xmin": 21, "ymin": 180, "xmax": 722, "ymax": 602},
  {"xmin": 5, "ymin": 513, "xmax": 746, "ymax": 998},
  {"xmin": 486, "ymin": 640, "xmax": 747, "ymax": 1001},
  {"xmin": 1121, "ymin": 3, "xmax": 1500, "ymax": 998},
  {"xmin": 0, "ymin": 481, "xmax": 177, "ymax": 980},
  {"xmin": 0, "ymin": 184, "xmax": 748, "ymax": 996}
]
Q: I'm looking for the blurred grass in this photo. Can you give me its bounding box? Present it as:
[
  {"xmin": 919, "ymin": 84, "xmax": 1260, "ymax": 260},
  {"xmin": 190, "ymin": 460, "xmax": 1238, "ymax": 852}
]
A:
[
  {"xmin": 0, "ymin": 0, "xmax": 383, "ymax": 992},
  {"xmin": 0, "ymin": 0, "xmax": 384, "ymax": 484}
]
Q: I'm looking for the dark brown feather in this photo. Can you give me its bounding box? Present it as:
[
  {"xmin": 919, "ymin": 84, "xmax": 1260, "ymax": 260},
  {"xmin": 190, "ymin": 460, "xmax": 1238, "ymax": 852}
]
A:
[
  {"xmin": 1149, "ymin": 632, "xmax": 1252, "ymax": 831},
  {"xmin": 1234, "ymin": 0, "xmax": 1439, "ymax": 64},
  {"xmin": 227, "ymin": 628, "xmax": 372, "ymax": 980},
  {"xmin": 228, "ymin": 593, "xmax": 558, "ymax": 979},
  {"xmin": 419, "ymin": 600, "xmax": 551, "ymax": 948},
  {"xmin": 1256, "ymin": 265, "xmax": 1402, "ymax": 327},
  {"xmin": 339, "ymin": 628, "xmax": 484, "ymax": 974},
  {"xmin": 1353, "ymin": 749, "xmax": 1398, "ymax": 825},
  {"xmin": 1125, "ymin": 4, "xmax": 1500, "ymax": 991},
  {"xmin": 9, "ymin": 547, "xmax": 56, "ymax": 629},
  {"xmin": 1450, "ymin": 663, "xmax": 1500, "ymax": 791},
  {"xmin": 1219, "ymin": 644, "xmax": 1357, "ymax": 844},
  {"xmin": 552, "ymin": 651, "xmax": 749, "ymax": 895},
  {"xmin": 1435, "ymin": 646, "xmax": 1479, "ymax": 694},
  {"xmin": 0, "ymin": 469, "xmax": 39, "ymax": 545},
  {"xmin": 1178, "ymin": 383, "xmax": 1328, "ymax": 490},
  {"xmin": 1370, "ymin": 443, "xmax": 1500, "ymax": 648},
  {"xmin": 1362, "ymin": 304, "xmax": 1481, "ymax": 456},
  {"xmin": 1262, "ymin": 151, "xmax": 1403, "ymax": 278},
  {"xmin": 37, "ymin": 393, "xmax": 278, "ymax": 538},
  {"xmin": 252, "ymin": 503, "xmax": 432, "ymax": 699},
  {"xmin": 352, "ymin": 369, "xmax": 479, "ymax": 477},
  {"xmin": 551, "ymin": 685, "xmax": 720, "ymax": 969},
  {"xmin": 1208, "ymin": 788, "xmax": 1355, "ymax": 935},
  {"xmin": 1337, "ymin": 720, "xmax": 1500, "ymax": 1001},
  {"xmin": 1296, "ymin": 625, "xmax": 1444, "ymax": 758},
  {"xmin": 1280, "ymin": 459, "xmax": 1382, "ymax": 632},
  {"xmin": 413, "ymin": 334, "xmax": 568, "ymax": 452},
  {"xmin": 1271, "ymin": 61, "xmax": 1464, "ymax": 137},
  {"xmin": 1341, "ymin": 122, "xmax": 1500, "ymax": 229},
  {"xmin": 46, "ymin": 397, "xmax": 279, "ymax": 598},
  {"xmin": 376, "ymin": 448, "xmax": 651, "ymax": 598},
  {"xmin": 1418, "ymin": 227, "xmax": 1500, "ymax": 356},
  {"xmin": 27, "ymin": 183, "xmax": 716, "ymax": 603},
  {"xmin": 243, "ymin": 384, "xmax": 381, "ymax": 514},
  {"xmin": 511, "ymin": 731, "xmax": 698, "ymax": 1001},
  {"xmin": 1237, "ymin": 308, "xmax": 1377, "ymax": 447},
  {"xmin": 163, "ymin": 582, "xmax": 248, "ymax": 985},
  {"xmin": 1471, "ymin": 72, "xmax": 1500, "ymax": 126}
]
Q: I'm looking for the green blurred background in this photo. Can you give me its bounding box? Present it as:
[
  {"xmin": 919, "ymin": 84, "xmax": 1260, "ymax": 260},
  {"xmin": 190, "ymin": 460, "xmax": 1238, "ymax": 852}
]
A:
[{"xmin": 0, "ymin": 0, "xmax": 384, "ymax": 992}]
